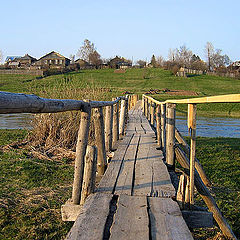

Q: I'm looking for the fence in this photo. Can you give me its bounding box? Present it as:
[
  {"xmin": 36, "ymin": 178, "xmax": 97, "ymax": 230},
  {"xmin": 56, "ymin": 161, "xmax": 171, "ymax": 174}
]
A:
[
  {"xmin": 142, "ymin": 93, "xmax": 239, "ymax": 240},
  {"xmin": 0, "ymin": 69, "xmax": 44, "ymax": 76},
  {"xmin": 0, "ymin": 91, "xmax": 139, "ymax": 206}
]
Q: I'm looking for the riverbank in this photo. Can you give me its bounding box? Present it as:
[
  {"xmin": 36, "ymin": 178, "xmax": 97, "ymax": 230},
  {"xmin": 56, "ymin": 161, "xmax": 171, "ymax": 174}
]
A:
[
  {"xmin": 0, "ymin": 130, "xmax": 239, "ymax": 239},
  {"xmin": 1, "ymin": 68, "xmax": 240, "ymax": 117}
]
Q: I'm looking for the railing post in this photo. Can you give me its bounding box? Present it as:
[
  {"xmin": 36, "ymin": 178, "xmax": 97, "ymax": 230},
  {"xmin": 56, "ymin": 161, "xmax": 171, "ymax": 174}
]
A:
[
  {"xmin": 145, "ymin": 98, "xmax": 148, "ymax": 117},
  {"xmin": 148, "ymin": 100, "xmax": 151, "ymax": 122},
  {"xmin": 93, "ymin": 107, "xmax": 107, "ymax": 175},
  {"xmin": 112, "ymin": 99, "xmax": 119, "ymax": 150},
  {"xmin": 119, "ymin": 98, "xmax": 127, "ymax": 137},
  {"xmin": 105, "ymin": 105, "xmax": 113, "ymax": 152},
  {"xmin": 161, "ymin": 104, "xmax": 166, "ymax": 154},
  {"xmin": 72, "ymin": 103, "xmax": 91, "ymax": 204},
  {"xmin": 188, "ymin": 103, "xmax": 197, "ymax": 207},
  {"xmin": 166, "ymin": 103, "xmax": 176, "ymax": 170},
  {"xmin": 156, "ymin": 104, "xmax": 162, "ymax": 148},
  {"xmin": 142, "ymin": 96, "xmax": 145, "ymax": 114},
  {"xmin": 80, "ymin": 145, "xmax": 97, "ymax": 205}
]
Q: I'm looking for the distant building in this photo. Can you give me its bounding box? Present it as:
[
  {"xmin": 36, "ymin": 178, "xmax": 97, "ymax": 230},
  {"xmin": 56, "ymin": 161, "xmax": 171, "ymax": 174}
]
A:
[
  {"xmin": 75, "ymin": 59, "xmax": 92, "ymax": 69},
  {"xmin": 34, "ymin": 51, "xmax": 70, "ymax": 69},
  {"xmin": 18, "ymin": 54, "xmax": 37, "ymax": 68},
  {"xmin": 5, "ymin": 56, "xmax": 21, "ymax": 68},
  {"xmin": 108, "ymin": 56, "xmax": 132, "ymax": 69}
]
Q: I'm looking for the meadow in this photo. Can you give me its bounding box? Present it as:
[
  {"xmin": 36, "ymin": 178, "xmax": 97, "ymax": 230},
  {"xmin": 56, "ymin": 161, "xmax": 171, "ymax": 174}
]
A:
[{"xmin": 0, "ymin": 68, "xmax": 239, "ymax": 239}]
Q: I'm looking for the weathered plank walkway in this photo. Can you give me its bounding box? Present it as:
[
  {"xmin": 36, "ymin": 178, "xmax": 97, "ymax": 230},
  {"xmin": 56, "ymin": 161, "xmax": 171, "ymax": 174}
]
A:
[{"xmin": 66, "ymin": 102, "xmax": 193, "ymax": 240}]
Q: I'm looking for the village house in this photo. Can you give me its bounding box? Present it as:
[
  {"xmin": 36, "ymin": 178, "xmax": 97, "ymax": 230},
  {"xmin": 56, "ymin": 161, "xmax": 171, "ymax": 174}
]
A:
[
  {"xmin": 108, "ymin": 56, "xmax": 132, "ymax": 69},
  {"xmin": 34, "ymin": 51, "xmax": 70, "ymax": 69},
  {"xmin": 19, "ymin": 54, "xmax": 37, "ymax": 68},
  {"xmin": 75, "ymin": 59, "xmax": 92, "ymax": 69},
  {"xmin": 5, "ymin": 56, "xmax": 21, "ymax": 68}
]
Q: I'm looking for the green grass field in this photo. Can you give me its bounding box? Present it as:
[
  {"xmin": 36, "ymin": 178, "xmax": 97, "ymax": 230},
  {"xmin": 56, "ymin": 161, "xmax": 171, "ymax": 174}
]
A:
[
  {"xmin": 1, "ymin": 68, "xmax": 239, "ymax": 116},
  {"xmin": 0, "ymin": 69, "xmax": 240, "ymax": 239}
]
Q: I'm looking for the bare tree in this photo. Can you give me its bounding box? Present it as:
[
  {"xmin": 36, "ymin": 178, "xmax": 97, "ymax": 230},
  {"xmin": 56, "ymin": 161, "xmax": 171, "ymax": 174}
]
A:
[
  {"xmin": 137, "ymin": 60, "xmax": 146, "ymax": 68},
  {"xmin": 77, "ymin": 39, "xmax": 102, "ymax": 67},
  {"xmin": 156, "ymin": 55, "xmax": 165, "ymax": 67},
  {"xmin": 175, "ymin": 45, "xmax": 193, "ymax": 67},
  {"xmin": 205, "ymin": 42, "xmax": 231, "ymax": 70},
  {"xmin": 168, "ymin": 48, "xmax": 176, "ymax": 62},
  {"xmin": 89, "ymin": 50, "xmax": 102, "ymax": 68},
  {"xmin": 205, "ymin": 42, "xmax": 214, "ymax": 71},
  {"xmin": 0, "ymin": 50, "xmax": 3, "ymax": 64},
  {"xmin": 69, "ymin": 54, "xmax": 75, "ymax": 64}
]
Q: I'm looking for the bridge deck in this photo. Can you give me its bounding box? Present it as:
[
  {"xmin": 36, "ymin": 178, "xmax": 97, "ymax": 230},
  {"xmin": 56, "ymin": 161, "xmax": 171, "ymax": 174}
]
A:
[{"xmin": 66, "ymin": 102, "xmax": 193, "ymax": 240}]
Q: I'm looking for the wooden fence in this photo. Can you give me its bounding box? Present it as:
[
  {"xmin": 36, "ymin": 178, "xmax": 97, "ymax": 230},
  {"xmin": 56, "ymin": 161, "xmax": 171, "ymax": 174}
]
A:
[
  {"xmin": 142, "ymin": 93, "xmax": 239, "ymax": 240},
  {"xmin": 0, "ymin": 91, "xmax": 138, "ymax": 206}
]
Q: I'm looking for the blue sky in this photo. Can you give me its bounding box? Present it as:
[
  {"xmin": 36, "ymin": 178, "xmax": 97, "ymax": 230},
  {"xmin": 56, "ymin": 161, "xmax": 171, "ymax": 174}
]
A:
[{"xmin": 0, "ymin": 0, "xmax": 239, "ymax": 62}]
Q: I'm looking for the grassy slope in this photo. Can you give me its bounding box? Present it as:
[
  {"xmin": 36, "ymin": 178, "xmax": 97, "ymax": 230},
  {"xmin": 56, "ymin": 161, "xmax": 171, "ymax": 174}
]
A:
[
  {"xmin": 0, "ymin": 130, "xmax": 73, "ymax": 239},
  {"xmin": 192, "ymin": 137, "xmax": 240, "ymax": 239},
  {"xmin": 1, "ymin": 68, "xmax": 239, "ymax": 116}
]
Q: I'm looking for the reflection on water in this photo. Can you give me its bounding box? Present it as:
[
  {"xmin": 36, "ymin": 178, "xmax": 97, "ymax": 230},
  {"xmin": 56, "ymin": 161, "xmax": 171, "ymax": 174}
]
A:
[
  {"xmin": 0, "ymin": 113, "xmax": 33, "ymax": 130},
  {"xmin": 0, "ymin": 113, "xmax": 239, "ymax": 138},
  {"xmin": 176, "ymin": 115, "xmax": 240, "ymax": 138}
]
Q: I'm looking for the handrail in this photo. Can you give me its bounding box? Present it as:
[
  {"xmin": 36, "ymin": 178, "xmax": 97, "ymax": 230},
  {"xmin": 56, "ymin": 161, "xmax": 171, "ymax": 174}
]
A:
[
  {"xmin": 142, "ymin": 93, "xmax": 237, "ymax": 239},
  {"xmin": 143, "ymin": 93, "xmax": 240, "ymax": 104},
  {"xmin": 0, "ymin": 91, "xmax": 126, "ymax": 114}
]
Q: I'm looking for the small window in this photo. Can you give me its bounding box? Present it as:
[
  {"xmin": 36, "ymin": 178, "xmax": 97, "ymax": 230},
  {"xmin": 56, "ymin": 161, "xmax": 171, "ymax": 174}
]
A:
[
  {"xmin": 59, "ymin": 60, "xmax": 63, "ymax": 64},
  {"xmin": 55, "ymin": 59, "xmax": 58, "ymax": 64},
  {"xmin": 49, "ymin": 60, "xmax": 52, "ymax": 64},
  {"xmin": 45, "ymin": 60, "xmax": 47, "ymax": 64}
]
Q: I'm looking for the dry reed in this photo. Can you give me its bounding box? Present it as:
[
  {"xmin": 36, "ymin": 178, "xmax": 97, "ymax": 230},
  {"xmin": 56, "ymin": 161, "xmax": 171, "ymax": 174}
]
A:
[{"xmin": 28, "ymin": 79, "xmax": 113, "ymax": 161}]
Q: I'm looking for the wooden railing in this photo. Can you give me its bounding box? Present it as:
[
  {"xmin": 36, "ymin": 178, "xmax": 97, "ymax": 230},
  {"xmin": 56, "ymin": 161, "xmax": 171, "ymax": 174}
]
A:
[
  {"xmin": 142, "ymin": 93, "xmax": 238, "ymax": 240},
  {"xmin": 0, "ymin": 91, "xmax": 139, "ymax": 207}
]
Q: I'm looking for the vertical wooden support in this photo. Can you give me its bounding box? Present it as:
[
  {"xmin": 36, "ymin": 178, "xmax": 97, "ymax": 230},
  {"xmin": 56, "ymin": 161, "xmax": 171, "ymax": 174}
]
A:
[
  {"xmin": 119, "ymin": 98, "xmax": 126, "ymax": 137},
  {"xmin": 150, "ymin": 102, "xmax": 155, "ymax": 126},
  {"xmin": 188, "ymin": 103, "xmax": 197, "ymax": 207},
  {"xmin": 166, "ymin": 103, "xmax": 176, "ymax": 169},
  {"xmin": 161, "ymin": 104, "xmax": 166, "ymax": 154},
  {"xmin": 72, "ymin": 104, "xmax": 91, "ymax": 204},
  {"xmin": 105, "ymin": 105, "xmax": 113, "ymax": 152},
  {"xmin": 142, "ymin": 96, "xmax": 145, "ymax": 114},
  {"xmin": 145, "ymin": 98, "xmax": 148, "ymax": 117},
  {"xmin": 112, "ymin": 99, "xmax": 119, "ymax": 150},
  {"xmin": 80, "ymin": 145, "xmax": 97, "ymax": 205},
  {"xmin": 156, "ymin": 104, "xmax": 162, "ymax": 148},
  {"xmin": 148, "ymin": 100, "xmax": 151, "ymax": 122},
  {"xmin": 153, "ymin": 102, "xmax": 156, "ymax": 126},
  {"xmin": 93, "ymin": 107, "xmax": 107, "ymax": 176}
]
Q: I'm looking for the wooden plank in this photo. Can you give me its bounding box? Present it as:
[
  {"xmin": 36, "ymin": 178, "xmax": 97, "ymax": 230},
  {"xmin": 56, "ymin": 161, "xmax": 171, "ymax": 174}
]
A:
[
  {"xmin": 110, "ymin": 195, "xmax": 149, "ymax": 240},
  {"xmin": 115, "ymin": 134, "xmax": 140, "ymax": 195},
  {"xmin": 66, "ymin": 193, "xmax": 113, "ymax": 240},
  {"xmin": 96, "ymin": 134, "xmax": 133, "ymax": 194},
  {"xmin": 181, "ymin": 210, "xmax": 213, "ymax": 229},
  {"xmin": 148, "ymin": 197, "xmax": 193, "ymax": 240},
  {"xmin": 133, "ymin": 134, "xmax": 153, "ymax": 196}
]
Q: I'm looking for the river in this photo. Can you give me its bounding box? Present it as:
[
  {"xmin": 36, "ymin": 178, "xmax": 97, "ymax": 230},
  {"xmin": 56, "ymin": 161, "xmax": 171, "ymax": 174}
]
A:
[{"xmin": 0, "ymin": 113, "xmax": 240, "ymax": 138}]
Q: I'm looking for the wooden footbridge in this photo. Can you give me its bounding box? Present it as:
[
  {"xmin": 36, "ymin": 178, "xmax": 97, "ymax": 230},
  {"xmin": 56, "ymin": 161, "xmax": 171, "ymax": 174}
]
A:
[{"xmin": 0, "ymin": 92, "xmax": 238, "ymax": 240}]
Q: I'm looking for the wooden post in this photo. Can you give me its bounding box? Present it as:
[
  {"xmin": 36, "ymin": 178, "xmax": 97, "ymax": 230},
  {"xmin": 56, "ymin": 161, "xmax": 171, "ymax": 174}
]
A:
[
  {"xmin": 93, "ymin": 107, "xmax": 107, "ymax": 176},
  {"xmin": 80, "ymin": 145, "xmax": 97, "ymax": 205},
  {"xmin": 112, "ymin": 99, "xmax": 119, "ymax": 150},
  {"xmin": 148, "ymin": 100, "xmax": 151, "ymax": 122},
  {"xmin": 156, "ymin": 105, "xmax": 162, "ymax": 148},
  {"xmin": 119, "ymin": 98, "xmax": 126, "ymax": 137},
  {"xmin": 150, "ymin": 102, "xmax": 155, "ymax": 126},
  {"xmin": 105, "ymin": 105, "xmax": 113, "ymax": 152},
  {"xmin": 145, "ymin": 98, "xmax": 148, "ymax": 117},
  {"xmin": 175, "ymin": 128, "xmax": 211, "ymax": 187},
  {"xmin": 161, "ymin": 104, "xmax": 166, "ymax": 154},
  {"xmin": 188, "ymin": 104, "xmax": 197, "ymax": 207},
  {"xmin": 142, "ymin": 96, "xmax": 145, "ymax": 115},
  {"xmin": 72, "ymin": 103, "xmax": 91, "ymax": 204},
  {"xmin": 166, "ymin": 103, "xmax": 176, "ymax": 169},
  {"xmin": 175, "ymin": 146, "xmax": 237, "ymax": 240}
]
